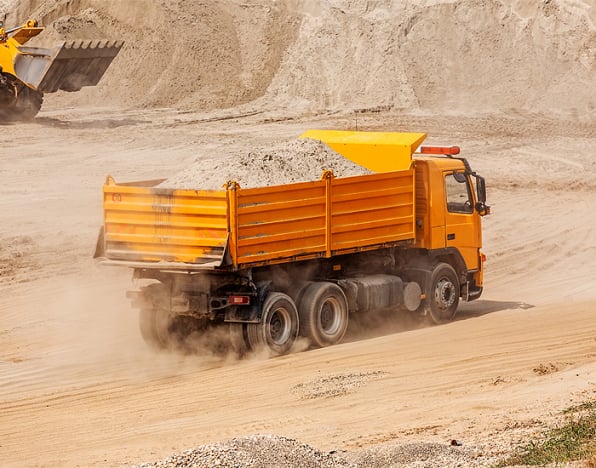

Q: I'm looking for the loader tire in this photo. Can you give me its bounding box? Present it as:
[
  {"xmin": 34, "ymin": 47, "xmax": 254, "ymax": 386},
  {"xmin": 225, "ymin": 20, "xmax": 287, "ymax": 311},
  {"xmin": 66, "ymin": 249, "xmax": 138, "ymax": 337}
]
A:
[
  {"xmin": 299, "ymin": 282, "xmax": 349, "ymax": 348},
  {"xmin": 246, "ymin": 292, "xmax": 299, "ymax": 356},
  {"xmin": 14, "ymin": 86, "xmax": 43, "ymax": 120},
  {"xmin": 426, "ymin": 262, "xmax": 460, "ymax": 324}
]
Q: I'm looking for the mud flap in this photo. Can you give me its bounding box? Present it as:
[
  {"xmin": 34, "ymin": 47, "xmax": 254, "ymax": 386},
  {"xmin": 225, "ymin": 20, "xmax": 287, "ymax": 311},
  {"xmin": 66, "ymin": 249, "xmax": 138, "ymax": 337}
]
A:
[
  {"xmin": 93, "ymin": 226, "xmax": 105, "ymax": 259},
  {"xmin": 14, "ymin": 40, "xmax": 123, "ymax": 93}
]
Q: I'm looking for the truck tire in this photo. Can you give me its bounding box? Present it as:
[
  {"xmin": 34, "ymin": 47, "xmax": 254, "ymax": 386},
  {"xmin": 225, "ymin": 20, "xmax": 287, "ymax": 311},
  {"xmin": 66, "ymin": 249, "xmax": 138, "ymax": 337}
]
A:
[
  {"xmin": 229, "ymin": 322, "xmax": 249, "ymax": 355},
  {"xmin": 299, "ymin": 282, "xmax": 349, "ymax": 348},
  {"xmin": 246, "ymin": 292, "xmax": 299, "ymax": 356},
  {"xmin": 427, "ymin": 262, "xmax": 460, "ymax": 324},
  {"xmin": 138, "ymin": 283, "xmax": 172, "ymax": 349}
]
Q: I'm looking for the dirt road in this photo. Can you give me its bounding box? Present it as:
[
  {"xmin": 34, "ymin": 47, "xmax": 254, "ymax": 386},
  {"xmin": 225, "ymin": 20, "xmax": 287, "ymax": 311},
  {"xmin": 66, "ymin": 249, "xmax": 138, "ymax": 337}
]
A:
[{"xmin": 0, "ymin": 107, "xmax": 594, "ymax": 466}]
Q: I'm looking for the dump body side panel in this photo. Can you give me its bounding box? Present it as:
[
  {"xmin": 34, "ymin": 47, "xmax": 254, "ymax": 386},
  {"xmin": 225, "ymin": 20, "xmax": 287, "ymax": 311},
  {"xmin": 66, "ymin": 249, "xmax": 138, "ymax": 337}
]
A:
[
  {"xmin": 234, "ymin": 180, "xmax": 327, "ymax": 265},
  {"xmin": 330, "ymin": 171, "xmax": 415, "ymax": 252},
  {"xmin": 99, "ymin": 169, "xmax": 416, "ymax": 270},
  {"xmin": 102, "ymin": 179, "xmax": 229, "ymax": 266},
  {"xmin": 233, "ymin": 170, "xmax": 416, "ymax": 266}
]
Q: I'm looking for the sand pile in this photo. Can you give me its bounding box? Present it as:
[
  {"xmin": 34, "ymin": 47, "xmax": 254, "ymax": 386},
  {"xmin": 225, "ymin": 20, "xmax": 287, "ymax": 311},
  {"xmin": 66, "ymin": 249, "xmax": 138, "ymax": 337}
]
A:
[
  {"xmin": 158, "ymin": 138, "xmax": 371, "ymax": 190},
  {"xmin": 4, "ymin": 0, "xmax": 594, "ymax": 119},
  {"xmin": 131, "ymin": 434, "xmax": 499, "ymax": 468}
]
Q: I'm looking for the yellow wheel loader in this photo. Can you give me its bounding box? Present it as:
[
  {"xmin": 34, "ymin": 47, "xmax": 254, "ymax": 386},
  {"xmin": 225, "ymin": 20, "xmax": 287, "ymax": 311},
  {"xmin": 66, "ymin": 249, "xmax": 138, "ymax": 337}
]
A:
[{"xmin": 0, "ymin": 19, "xmax": 122, "ymax": 120}]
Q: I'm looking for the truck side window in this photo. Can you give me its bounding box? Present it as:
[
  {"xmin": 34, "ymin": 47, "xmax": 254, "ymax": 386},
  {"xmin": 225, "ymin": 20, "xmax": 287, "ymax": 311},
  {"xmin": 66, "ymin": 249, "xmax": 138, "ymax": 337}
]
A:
[{"xmin": 446, "ymin": 172, "xmax": 473, "ymax": 214}]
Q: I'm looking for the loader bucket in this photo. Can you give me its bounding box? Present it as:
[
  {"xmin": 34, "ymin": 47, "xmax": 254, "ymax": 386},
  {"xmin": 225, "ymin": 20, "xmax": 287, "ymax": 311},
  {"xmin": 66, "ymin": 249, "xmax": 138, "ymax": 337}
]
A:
[
  {"xmin": 300, "ymin": 129, "xmax": 427, "ymax": 172},
  {"xmin": 13, "ymin": 40, "xmax": 123, "ymax": 93}
]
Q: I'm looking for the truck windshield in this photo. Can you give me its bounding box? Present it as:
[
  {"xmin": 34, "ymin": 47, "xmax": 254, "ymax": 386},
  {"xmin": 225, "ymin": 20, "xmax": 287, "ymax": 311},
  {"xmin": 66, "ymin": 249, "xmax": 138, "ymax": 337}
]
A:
[{"xmin": 445, "ymin": 172, "xmax": 473, "ymax": 214}]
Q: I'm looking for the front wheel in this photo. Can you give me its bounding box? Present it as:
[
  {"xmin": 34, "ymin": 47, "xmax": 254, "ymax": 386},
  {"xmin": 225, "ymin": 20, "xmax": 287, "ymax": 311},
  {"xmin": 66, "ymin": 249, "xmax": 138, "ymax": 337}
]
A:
[
  {"xmin": 426, "ymin": 263, "xmax": 460, "ymax": 324},
  {"xmin": 14, "ymin": 86, "xmax": 43, "ymax": 120},
  {"xmin": 246, "ymin": 292, "xmax": 299, "ymax": 356}
]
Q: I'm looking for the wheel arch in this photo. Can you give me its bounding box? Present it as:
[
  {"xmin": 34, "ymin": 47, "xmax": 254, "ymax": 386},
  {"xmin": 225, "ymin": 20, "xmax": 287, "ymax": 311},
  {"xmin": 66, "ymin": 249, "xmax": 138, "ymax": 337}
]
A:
[{"xmin": 429, "ymin": 248, "xmax": 468, "ymax": 284}]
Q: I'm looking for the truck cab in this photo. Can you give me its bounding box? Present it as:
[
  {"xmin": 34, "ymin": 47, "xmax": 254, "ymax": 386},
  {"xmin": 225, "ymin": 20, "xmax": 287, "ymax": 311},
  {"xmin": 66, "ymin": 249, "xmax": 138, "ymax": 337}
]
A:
[{"xmin": 413, "ymin": 156, "xmax": 487, "ymax": 303}]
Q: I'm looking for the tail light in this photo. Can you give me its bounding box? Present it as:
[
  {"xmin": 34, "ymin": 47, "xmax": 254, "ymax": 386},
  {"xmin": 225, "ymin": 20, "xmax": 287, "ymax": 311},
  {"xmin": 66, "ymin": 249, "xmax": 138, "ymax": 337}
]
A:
[{"xmin": 229, "ymin": 295, "xmax": 250, "ymax": 305}]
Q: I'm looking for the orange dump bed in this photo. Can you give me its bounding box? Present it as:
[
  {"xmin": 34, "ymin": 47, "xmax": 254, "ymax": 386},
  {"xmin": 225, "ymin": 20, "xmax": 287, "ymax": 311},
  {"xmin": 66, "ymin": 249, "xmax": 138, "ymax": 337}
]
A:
[{"xmin": 100, "ymin": 169, "xmax": 416, "ymax": 270}]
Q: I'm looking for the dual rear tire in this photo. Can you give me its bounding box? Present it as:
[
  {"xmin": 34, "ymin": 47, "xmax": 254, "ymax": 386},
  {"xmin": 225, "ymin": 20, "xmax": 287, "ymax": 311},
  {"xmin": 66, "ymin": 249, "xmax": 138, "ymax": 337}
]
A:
[
  {"xmin": 244, "ymin": 282, "xmax": 350, "ymax": 356},
  {"xmin": 299, "ymin": 282, "xmax": 349, "ymax": 348},
  {"xmin": 246, "ymin": 292, "xmax": 299, "ymax": 356},
  {"xmin": 138, "ymin": 283, "xmax": 172, "ymax": 349}
]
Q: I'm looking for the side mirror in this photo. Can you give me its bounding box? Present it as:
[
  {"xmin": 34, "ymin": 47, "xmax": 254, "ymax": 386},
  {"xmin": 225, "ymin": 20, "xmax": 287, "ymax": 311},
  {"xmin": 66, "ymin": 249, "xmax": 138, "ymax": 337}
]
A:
[
  {"xmin": 476, "ymin": 176, "xmax": 486, "ymax": 203},
  {"xmin": 475, "ymin": 201, "xmax": 489, "ymax": 216},
  {"xmin": 474, "ymin": 175, "xmax": 490, "ymax": 216}
]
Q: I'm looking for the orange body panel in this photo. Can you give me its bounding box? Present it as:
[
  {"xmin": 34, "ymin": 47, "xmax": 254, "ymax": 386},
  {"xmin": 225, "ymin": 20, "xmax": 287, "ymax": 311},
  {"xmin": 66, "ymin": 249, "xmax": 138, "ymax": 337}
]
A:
[
  {"xmin": 414, "ymin": 157, "xmax": 483, "ymax": 272},
  {"xmin": 329, "ymin": 171, "xmax": 415, "ymax": 251},
  {"xmin": 234, "ymin": 180, "xmax": 327, "ymax": 264},
  {"xmin": 100, "ymin": 169, "xmax": 416, "ymax": 269},
  {"xmin": 103, "ymin": 178, "xmax": 229, "ymax": 265}
]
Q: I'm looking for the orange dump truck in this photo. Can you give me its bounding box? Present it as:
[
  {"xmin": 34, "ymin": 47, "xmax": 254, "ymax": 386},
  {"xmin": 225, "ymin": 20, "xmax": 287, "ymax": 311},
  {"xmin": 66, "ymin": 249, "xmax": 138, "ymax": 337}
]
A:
[{"xmin": 94, "ymin": 130, "xmax": 489, "ymax": 355}]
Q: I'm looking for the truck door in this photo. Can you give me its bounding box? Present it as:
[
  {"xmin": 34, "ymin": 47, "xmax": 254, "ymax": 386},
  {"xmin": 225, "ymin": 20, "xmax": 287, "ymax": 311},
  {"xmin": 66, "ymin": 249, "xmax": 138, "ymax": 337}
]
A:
[{"xmin": 443, "ymin": 171, "xmax": 481, "ymax": 270}]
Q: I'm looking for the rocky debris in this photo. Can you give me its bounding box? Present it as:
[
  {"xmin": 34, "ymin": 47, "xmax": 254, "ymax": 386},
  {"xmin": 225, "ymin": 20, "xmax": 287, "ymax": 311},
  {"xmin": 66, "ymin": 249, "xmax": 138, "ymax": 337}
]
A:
[
  {"xmin": 344, "ymin": 441, "xmax": 501, "ymax": 467},
  {"xmin": 158, "ymin": 138, "xmax": 371, "ymax": 190},
  {"xmin": 131, "ymin": 435, "xmax": 506, "ymax": 467},
  {"xmin": 291, "ymin": 371, "xmax": 387, "ymax": 400},
  {"xmin": 133, "ymin": 434, "xmax": 349, "ymax": 468}
]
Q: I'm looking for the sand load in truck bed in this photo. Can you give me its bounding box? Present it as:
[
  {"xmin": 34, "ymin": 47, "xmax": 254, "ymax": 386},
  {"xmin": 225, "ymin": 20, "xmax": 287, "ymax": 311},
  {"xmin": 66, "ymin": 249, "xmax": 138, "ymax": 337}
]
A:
[{"xmin": 158, "ymin": 139, "xmax": 372, "ymax": 190}]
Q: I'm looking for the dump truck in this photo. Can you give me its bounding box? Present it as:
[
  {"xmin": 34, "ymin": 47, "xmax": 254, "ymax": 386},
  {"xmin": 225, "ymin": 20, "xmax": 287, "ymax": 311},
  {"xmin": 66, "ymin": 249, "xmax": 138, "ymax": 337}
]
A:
[
  {"xmin": 95, "ymin": 130, "xmax": 489, "ymax": 355},
  {"xmin": 0, "ymin": 19, "xmax": 122, "ymax": 120}
]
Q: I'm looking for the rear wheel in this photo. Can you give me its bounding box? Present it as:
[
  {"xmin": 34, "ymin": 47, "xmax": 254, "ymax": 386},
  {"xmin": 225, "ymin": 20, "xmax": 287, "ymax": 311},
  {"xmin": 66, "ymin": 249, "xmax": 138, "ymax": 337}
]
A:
[
  {"xmin": 228, "ymin": 322, "xmax": 249, "ymax": 356},
  {"xmin": 246, "ymin": 292, "xmax": 299, "ymax": 356},
  {"xmin": 427, "ymin": 262, "xmax": 460, "ymax": 324},
  {"xmin": 299, "ymin": 282, "xmax": 349, "ymax": 348},
  {"xmin": 138, "ymin": 283, "xmax": 172, "ymax": 349}
]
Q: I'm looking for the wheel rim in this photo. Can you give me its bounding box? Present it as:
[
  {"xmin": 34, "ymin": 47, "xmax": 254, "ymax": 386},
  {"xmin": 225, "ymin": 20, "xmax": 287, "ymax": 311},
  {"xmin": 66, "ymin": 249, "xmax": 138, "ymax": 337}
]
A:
[
  {"xmin": 268, "ymin": 307, "xmax": 292, "ymax": 345},
  {"xmin": 319, "ymin": 297, "xmax": 343, "ymax": 335},
  {"xmin": 434, "ymin": 278, "xmax": 456, "ymax": 310}
]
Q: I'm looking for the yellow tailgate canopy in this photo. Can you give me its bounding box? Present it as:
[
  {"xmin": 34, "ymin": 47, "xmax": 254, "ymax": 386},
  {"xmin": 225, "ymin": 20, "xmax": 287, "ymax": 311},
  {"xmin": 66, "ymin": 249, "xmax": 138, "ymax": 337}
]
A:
[{"xmin": 300, "ymin": 129, "xmax": 427, "ymax": 172}]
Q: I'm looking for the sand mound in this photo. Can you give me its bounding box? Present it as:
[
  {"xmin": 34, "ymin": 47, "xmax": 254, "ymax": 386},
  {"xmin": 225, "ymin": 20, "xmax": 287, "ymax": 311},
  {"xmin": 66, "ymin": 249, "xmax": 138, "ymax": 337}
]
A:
[
  {"xmin": 4, "ymin": 0, "xmax": 594, "ymax": 119},
  {"xmin": 159, "ymin": 138, "xmax": 371, "ymax": 190}
]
